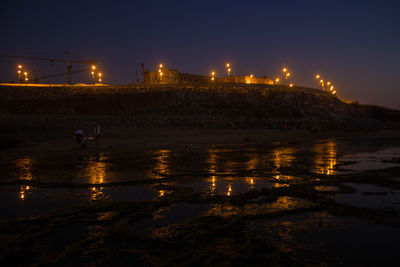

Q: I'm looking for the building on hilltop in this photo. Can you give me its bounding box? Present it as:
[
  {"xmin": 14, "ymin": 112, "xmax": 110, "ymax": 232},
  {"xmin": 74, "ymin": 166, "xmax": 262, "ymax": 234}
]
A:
[
  {"xmin": 141, "ymin": 64, "xmax": 274, "ymax": 85},
  {"xmin": 216, "ymin": 75, "xmax": 274, "ymax": 85},
  {"xmin": 142, "ymin": 67, "xmax": 209, "ymax": 85}
]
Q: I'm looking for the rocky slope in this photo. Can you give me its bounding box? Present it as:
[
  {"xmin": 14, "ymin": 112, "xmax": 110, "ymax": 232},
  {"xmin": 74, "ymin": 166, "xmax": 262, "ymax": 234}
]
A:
[{"xmin": 0, "ymin": 84, "xmax": 399, "ymax": 131}]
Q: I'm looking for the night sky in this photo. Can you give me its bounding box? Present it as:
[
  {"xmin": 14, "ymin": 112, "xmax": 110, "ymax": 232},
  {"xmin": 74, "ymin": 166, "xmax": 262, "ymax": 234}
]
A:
[{"xmin": 1, "ymin": 0, "xmax": 399, "ymax": 109}]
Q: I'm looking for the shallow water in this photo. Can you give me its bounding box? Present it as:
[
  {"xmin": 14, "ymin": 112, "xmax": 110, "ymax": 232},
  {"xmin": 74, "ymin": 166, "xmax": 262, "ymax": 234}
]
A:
[
  {"xmin": 337, "ymin": 147, "xmax": 400, "ymax": 172},
  {"xmin": 1, "ymin": 141, "xmax": 400, "ymax": 218},
  {"xmin": 250, "ymin": 212, "xmax": 400, "ymax": 266},
  {"xmin": 333, "ymin": 183, "xmax": 400, "ymax": 210}
]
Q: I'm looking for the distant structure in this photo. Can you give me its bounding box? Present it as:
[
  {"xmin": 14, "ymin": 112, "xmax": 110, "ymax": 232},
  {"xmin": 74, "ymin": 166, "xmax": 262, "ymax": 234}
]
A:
[
  {"xmin": 217, "ymin": 75, "xmax": 274, "ymax": 85},
  {"xmin": 141, "ymin": 64, "xmax": 274, "ymax": 85}
]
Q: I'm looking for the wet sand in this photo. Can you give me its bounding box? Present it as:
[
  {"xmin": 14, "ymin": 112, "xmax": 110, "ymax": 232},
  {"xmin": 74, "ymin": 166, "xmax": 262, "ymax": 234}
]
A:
[{"xmin": 1, "ymin": 127, "xmax": 400, "ymax": 265}]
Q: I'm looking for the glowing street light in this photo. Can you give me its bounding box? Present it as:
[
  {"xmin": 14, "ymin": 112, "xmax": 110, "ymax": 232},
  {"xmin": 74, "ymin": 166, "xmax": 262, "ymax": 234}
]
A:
[
  {"xmin": 226, "ymin": 63, "xmax": 231, "ymax": 76},
  {"xmin": 91, "ymin": 65, "xmax": 96, "ymax": 70},
  {"xmin": 282, "ymin": 68, "xmax": 287, "ymax": 73},
  {"xmin": 286, "ymin": 72, "xmax": 291, "ymax": 79},
  {"xmin": 158, "ymin": 64, "xmax": 164, "ymax": 82},
  {"xmin": 250, "ymin": 74, "xmax": 254, "ymax": 78},
  {"xmin": 211, "ymin": 71, "xmax": 215, "ymax": 82},
  {"xmin": 17, "ymin": 66, "xmax": 22, "ymax": 81},
  {"xmin": 327, "ymin": 81, "xmax": 331, "ymax": 86},
  {"xmin": 289, "ymin": 83, "xmax": 294, "ymax": 87},
  {"xmin": 275, "ymin": 78, "xmax": 280, "ymax": 83},
  {"xmin": 315, "ymin": 74, "xmax": 320, "ymax": 79}
]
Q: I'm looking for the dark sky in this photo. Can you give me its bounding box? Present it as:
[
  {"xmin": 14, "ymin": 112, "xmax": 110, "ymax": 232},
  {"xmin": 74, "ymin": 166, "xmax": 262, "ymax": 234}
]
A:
[{"xmin": 1, "ymin": 0, "xmax": 399, "ymax": 109}]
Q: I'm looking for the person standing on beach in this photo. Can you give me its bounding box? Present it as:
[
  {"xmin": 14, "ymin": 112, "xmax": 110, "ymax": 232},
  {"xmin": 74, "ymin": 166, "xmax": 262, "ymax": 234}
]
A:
[
  {"xmin": 92, "ymin": 122, "xmax": 101, "ymax": 142},
  {"xmin": 75, "ymin": 129, "xmax": 83, "ymax": 144}
]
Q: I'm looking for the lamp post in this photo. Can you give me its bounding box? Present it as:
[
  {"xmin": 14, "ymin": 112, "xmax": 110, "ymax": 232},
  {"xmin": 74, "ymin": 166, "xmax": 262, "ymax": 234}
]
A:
[
  {"xmin": 17, "ymin": 65, "xmax": 23, "ymax": 82},
  {"xmin": 158, "ymin": 64, "xmax": 163, "ymax": 83},
  {"xmin": 98, "ymin": 72, "xmax": 102, "ymax": 83},
  {"xmin": 226, "ymin": 63, "xmax": 231, "ymax": 76},
  {"xmin": 282, "ymin": 67, "xmax": 292, "ymax": 86},
  {"xmin": 91, "ymin": 65, "xmax": 96, "ymax": 81},
  {"xmin": 23, "ymin": 71, "xmax": 28, "ymax": 83},
  {"xmin": 211, "ymin": 71, "xmax": 215, "ymax": 82}
]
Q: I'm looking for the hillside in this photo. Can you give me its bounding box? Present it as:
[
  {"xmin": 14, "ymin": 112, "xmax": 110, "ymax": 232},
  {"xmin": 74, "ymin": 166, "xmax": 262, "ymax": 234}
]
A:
[{"xmin": 0, "ymin": 84, "xmax": 399, "ymax": 132}]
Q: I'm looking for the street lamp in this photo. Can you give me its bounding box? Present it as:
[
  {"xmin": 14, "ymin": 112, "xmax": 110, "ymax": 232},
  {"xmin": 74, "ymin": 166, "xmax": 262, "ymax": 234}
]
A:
[
  {"xmin": 286, "ymin": 72, "xmax": 291, "ymax": 79},
  {"xmin": 211, "ymin": 71, "xmax": 215, "ymax": 81},
  {"xmin": 158, "ymin": 64, "xmax": 164, "ymax": 83},
  {"xmin": 282, "ymin": 68, "xmax": 287, "ymax": 73},
  {"xmin": 98, "ymin": 72, "xmax": 102, "ymax": 83},
  {"xmin": 289, "ymin": 83, "xmax": 294, "ymax": 87},
  {"xmin": 226, "ymin": 63, "xmax": 231, "ymax": 76},
  {"xmin": 275, "ymin": 78, "xmax": 280, "ymax": 84}
]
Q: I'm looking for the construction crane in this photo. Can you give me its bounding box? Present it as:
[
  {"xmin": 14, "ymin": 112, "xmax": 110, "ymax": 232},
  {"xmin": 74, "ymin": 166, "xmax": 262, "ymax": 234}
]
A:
[{"xmin": 0, "ymin": 51, "xmax": 97, "ymax": 84}]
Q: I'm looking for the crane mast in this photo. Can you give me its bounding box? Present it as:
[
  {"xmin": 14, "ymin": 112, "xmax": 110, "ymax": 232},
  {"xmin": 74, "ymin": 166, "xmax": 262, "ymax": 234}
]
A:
[{"xmin": 0, "ymin": 53, "xmax": 97, "ymax": 84}]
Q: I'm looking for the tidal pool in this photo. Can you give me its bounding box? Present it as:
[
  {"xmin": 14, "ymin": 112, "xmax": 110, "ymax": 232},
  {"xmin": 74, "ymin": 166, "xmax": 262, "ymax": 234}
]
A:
[{"xmin": 1, "ymin": 139, "xmax": 400, "ymax": 218}]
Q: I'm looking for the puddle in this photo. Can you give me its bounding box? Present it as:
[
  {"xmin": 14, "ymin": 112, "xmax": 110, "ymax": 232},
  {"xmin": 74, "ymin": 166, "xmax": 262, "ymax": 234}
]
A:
[
  {"xmin": 314, "ymin": 185, "xmax": 339, "ymax": 192},
  {"xmin": 332, "ymin": 183, "xmax": 400, "ymax": 210},
  {"xmin": 337, "ymin": 147, "xmax": 400, "ymax": 172},
  {"xmin": 181, "ymin": 178, "xmax": 274, "ymax": 196},
  {"xmin": 0, "ymin": 185, "xmax": 158, "ymax": 218},
  {"xmin": 133, "ymin": 203, "xmax": 210, "ymax": 234},
  {"xmin": 205, "ymin": 196, "xmax": 314, "ymax": 217},
  {"xmin": 249, "ymin": 212, "xmax": 400, "ymax": 266},
  {"xmin": 2, "ymin": 142, "xmax": 400, "ymax": 218}
]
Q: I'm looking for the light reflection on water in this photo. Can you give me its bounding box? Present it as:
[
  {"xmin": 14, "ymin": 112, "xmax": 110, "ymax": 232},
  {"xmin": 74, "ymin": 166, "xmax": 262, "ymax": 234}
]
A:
[
  {"xmin": 206, "ymin": 196, "xmax": 314, "ymax": 217},
  {"xmin": 272, "ymin": 147, "xmax": 295, "ymax": 170},
  {"xmin": 150, "ymin": 149, "xmax": 172, "ymax": 197},
  {"xmin": 151, "ymin": 149, "xmax": 171, "ymax": 179},
  {"xmin": 15, "ymin": 157, "xmax": 34, "ymax": 201},
  {"xmin": 206, "ymin": 148, "xmax": 263, "ymax": 196},
  {"xmin": 207, "ymin": 149, "xmax": 218, "ymax": 195},
  {"xmin": 10, "ymin": 141, "xmax": 342, "ymax": 203},
  {"xmin": 314, "ymin": 140, "xmax": 337, "ymax": 175},
  {"xmin": 78, "ymin": 153, "xmax": 108, "ymax": 201}
]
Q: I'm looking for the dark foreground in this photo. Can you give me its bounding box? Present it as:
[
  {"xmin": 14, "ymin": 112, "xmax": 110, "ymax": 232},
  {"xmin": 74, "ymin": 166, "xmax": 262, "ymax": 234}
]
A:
[{"xmin": 1, "ymin": 127, "xmax": 400, "ymax": 266}]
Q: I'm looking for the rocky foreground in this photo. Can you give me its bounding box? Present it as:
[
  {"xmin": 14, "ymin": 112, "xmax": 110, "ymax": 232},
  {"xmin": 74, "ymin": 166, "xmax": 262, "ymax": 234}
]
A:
[{"xmin": 0, "ymin": 84, "xmax": 399, "ymax": 131}]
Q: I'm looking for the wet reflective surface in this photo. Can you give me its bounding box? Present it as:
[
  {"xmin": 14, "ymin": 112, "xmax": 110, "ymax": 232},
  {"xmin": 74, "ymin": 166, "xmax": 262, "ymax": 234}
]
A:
[
  {"xmin": 1, "ymin": 135, "xmax": 400, "ymax": 265},
  {"xmin": 1, "ymin": 139, "xmax": 400, "ymax": 218}
]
